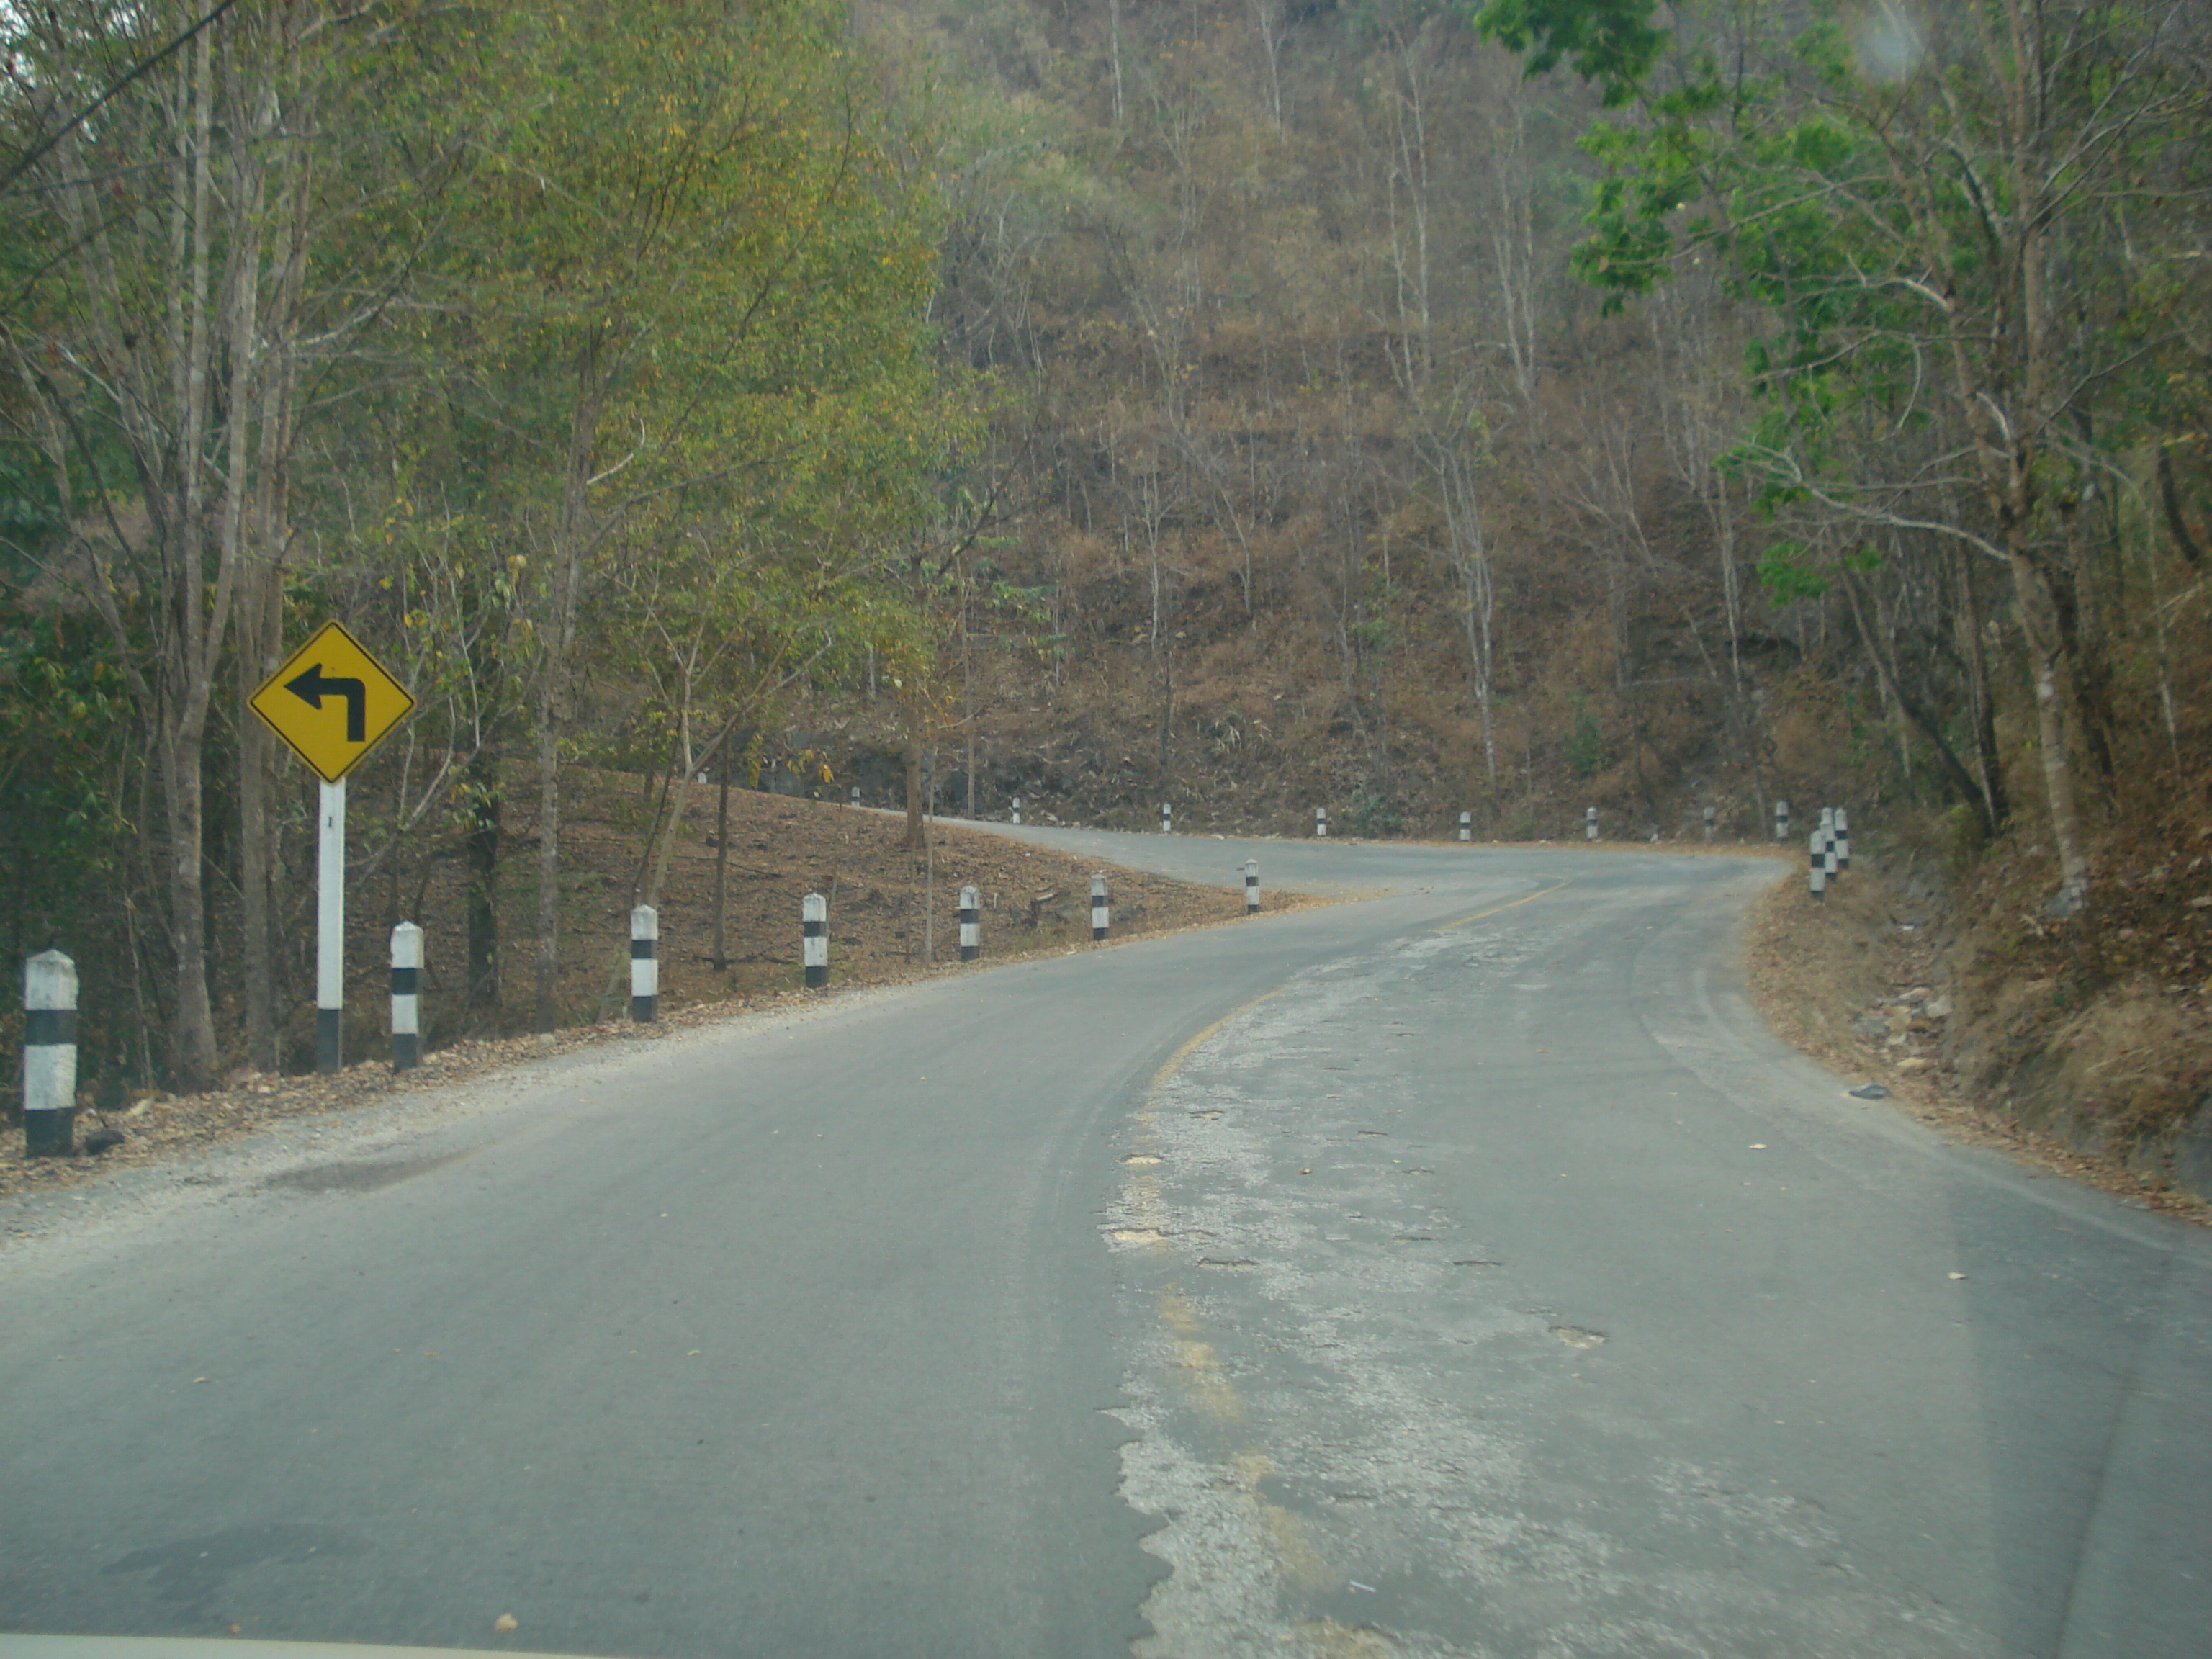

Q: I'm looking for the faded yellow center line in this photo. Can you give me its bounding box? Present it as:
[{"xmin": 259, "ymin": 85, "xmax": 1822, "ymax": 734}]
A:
[
  {"xmin": 1431, "ymin": 873, "xmax": 1574, "ymax": 932},
  {"xmin": 1119, "ymin": 981, "xmax": 1349, "ymax": 1634}
]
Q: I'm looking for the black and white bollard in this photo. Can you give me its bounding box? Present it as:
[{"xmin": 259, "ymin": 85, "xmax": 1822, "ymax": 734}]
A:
[
  {"xmin": 1090, "ymin": 873, "xmax": 1109, "ymax": 942},
  {"xmin": 1774, "ymin": 799, "xmax": 1790, "ymax": 842},
  {"xmin": 630, "ymin": 905, "xmax": 658, "ymax": 1021},
  {"xmin": 958, "ymin": 884, "xmax": 980, "ymax": 962},
  {"xmin": 1315, "ymin": 806, "xmax": 1328, "ymax": 838},
  {"xmin": 1161, "ymin": 801, "xmax": 1172, "ymax": 835},
  {"xmin": 390, "ymin": 922, "xmax": 423, "ymax": 1070},
  {"xmin": 1010, "ymin": 796, "xmax": 1022, "ymax": 826},
  {"xmin": 1824, "ymin": 831, "xmax": 1842, "ymax": 889},
  {"xmin": 1244, "ymin": 859, "xmax": 1260, "ymax": 914},
  {"xmin": 849, "ymin": 786, "xmax": 860, "ymax": 809},
  {"xmin": 1809, "ymin": 828, "xmax": 1827, "ymax": 901},
  {"xmin": 1835, "ymin": 807, "xmax": 1851, "ymax": 871},
  {"xmin": 1459, "ymin": 810, "xmax": 1472, "ymax": 842},
  {"xmin": 803, "ymin": 893, "xmax": 828, "ymax": 989},
  {"xmin": 1586, "ymin": 806, "xmax": 1599, "ymax": 842},
  {"xmin": 22, "ymin": 950, "xmax": 76, "ymax": 1156},
  {"xmin": 1702, "ymin": 805, "xmax": 1716, "ymax": 842}
]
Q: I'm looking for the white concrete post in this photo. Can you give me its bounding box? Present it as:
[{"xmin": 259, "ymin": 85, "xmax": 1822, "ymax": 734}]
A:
[
  {"xmin": 849, "ymin": 785, "xmax": 861, "ymax": 808},
  {"xmin": 630, "ymin": 905, "xmax": 659, "ymax": 1021},
  {"xmin": 22, "ymin": 950, "xmax": 77, "ymax": 1156},
  {"xmin": 1314, "ymin": 806, "xmax": 1328, "ymax": 838},
  {"xmin": 1161, "ymin": 801, "xmax": 1172, "ymax": 835},
  {"xmin": 390, "ymin": 922, "xmax": 423, "ymax": 1071},
  {"xmin": 1774, "ymin": 799, "xmax": 1790, "ymax": 842},
  {"xmin": 1010, "ymin": 796, "xmax": 1023, "ymax": 826},
  {"xmin": 1809, "ymin": 829, "xmax": 1827, "ymax": 901},
  {"xmin": 1835, "ymin": 806, "xmax": 1851, "ymax": 871},
  {"xmin": 317, "ymin": 778, "xmax": 346, "ymax": 1074},
  {"xmin": 958, "ymin": 885, "xmax": 981, "ymax": 962},
  {"xmin": 1586, "ymin": 806, "xmax": 1599, "ymax": 841},
  {"xmin": 803, "ymin": 894, "xmax": 828, "ymax": 989},
  {"xmin": 1703, "ymin": 805, "xmax": 1716, "ymax": 842},
  {"xmin": 1090, "ymin": 874, "xmax": 1109, "ymax": 942},
  {"xmin": 1244, "ymin": 859, "xmax": 1259, "ymax": 914},
  {"xmin": 1459, "ymin": 810, "xmax": 1472, "ymax": 842}
]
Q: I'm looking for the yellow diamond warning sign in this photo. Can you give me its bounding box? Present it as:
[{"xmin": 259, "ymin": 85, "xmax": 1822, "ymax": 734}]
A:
[{"xmin": 248, "ymin": 620, "xmax": 417, "ymax": 784}]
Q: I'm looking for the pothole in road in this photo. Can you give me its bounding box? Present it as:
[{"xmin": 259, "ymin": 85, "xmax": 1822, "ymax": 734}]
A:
[
  {"xmin": 1550, "ymin": 1326, "xmax": 1607, "ymax": 1349},
  {"xmin": 1107, "ymin": 1227, "xmax": 1170, "ymax": 1245}
]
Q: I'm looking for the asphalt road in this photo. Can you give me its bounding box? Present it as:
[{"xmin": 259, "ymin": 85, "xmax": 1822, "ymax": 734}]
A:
[{"xmin": 1, "ymin": 832, "xmax": 2206, "ymax": 1659}]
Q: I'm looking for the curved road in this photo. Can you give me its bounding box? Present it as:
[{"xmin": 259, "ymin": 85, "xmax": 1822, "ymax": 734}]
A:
[{"xmin": 1, "ymin": 833, "xmax": 2206, "ymax": 1659}]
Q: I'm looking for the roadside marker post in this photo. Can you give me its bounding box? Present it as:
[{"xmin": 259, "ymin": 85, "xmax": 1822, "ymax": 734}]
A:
[
  {"xmin": 390, "ymin": 923, "xmax": 423, "ymax": 1071},
  {"xmin": 803, "ymin": 894, "xmax": 828, "ymax": 989},
  {"xmin": 1011, "ymin": 796, "xmax": 1023, "ymax": 826},
  {"xmin": 1459, "ymin": 811, "xmax": 1472, "ymax": 842},
  {"xmin": 849, "ymin": 786, "xmax": 860, "ymax": 809},
  {"xmin": 1090, "ymin": 874, "xmax": 1109, "ymax": 942},
  {"xmin": 1161, "ymin": 801, "xmax": 1172, "ymax": 835},
  {"xmin": 248, "ymin": 620, "xmax": 417, "ymax": 1076},
  {"xmin": 958, "ymin": 885, "xmax": 981, "ymax": 962},
  {"xmin": 22, "ymin": 950, "xmax": 77, "ymax": 1156},
  {"xmin": 1703, "ymin": 805, "xmax": 1716, "ymax": 841},
  {"xmin": 1245, "ymin": 860, "xmax": 1259, "ymax": 914},
  {"xmin": 1775, "ymin": 799, "xmax": 1790, "ymax": 842},
  {"xmin": 1315, "ymin": 807, "xmax": 1328, "ymax": 838},
  {"xmin": 1809, "ymin": 829, "xmax": 1827, "ymax": 901},
  {"xmin": 630, "ymin": 906, "xmax": 658, "ymax": 1022},
  {"xmin": 1824, "ymin": 830, "xmax": 1843, "ymax": 889},
  {"xmin": 1586, "ymin": 806, "xmax": 1599, "ymax": 842},
  {"xmin": 1835, "ymin": 807, "xmax": 1851, "ymax": 871}
]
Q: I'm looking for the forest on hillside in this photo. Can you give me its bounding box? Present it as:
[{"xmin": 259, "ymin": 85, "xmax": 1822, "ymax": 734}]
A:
[{"xmin": 1, "ymin": 0, "xmax": 2207, "ymax": 1100}]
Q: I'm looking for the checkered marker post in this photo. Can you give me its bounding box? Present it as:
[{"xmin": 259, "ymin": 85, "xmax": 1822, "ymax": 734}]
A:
[
  {"xmin": 803, "ymin": 893, "xmax": 828, "ymax": 989},
  {"xmin": 1835, "ymin": 807, "xmax": 1851, "ymax": 871},
  {"xmin": 22, "ymin": 950, "xmax": 76, "ymax": 1157},
  {"xmin": 1809, "ymin": 828, "xmax": 1827, "ymax": 901},
  {"xmin": 1010, "ymin": 796, "xmax": 1022, "ymax": 826},
  {"xmin": 849, "ymin": 786, "xmax": 860, "ymax": 808},
  {"xmin": 1244, "ymin": 860, "xmax": 1260, "ymax": 914},
  {"xmin": 1161, "ymin": 801, "xmax": 1172, "ymax": 835},
  {"xmin": 1314, "ymin": 807, "xmax": 1328, "ymax": 838},
  {"xmin": 1703, "ymin": 805, "xmax": 1716, "ymax": 842},
  {"xmin": 958, "ymin": 885, "xmax": 981, "ymax": 963},
  {"xmin": 630, "ymin": 905, "xmax": 658, "ymax": 1022},
  {"xmin": 1090, "ymin": 874, "xmax": 1109, "ymax": 942},
  {"xmin": 390, "ymin": 922, "xmax": 423, "ymax": 1071},
  {"xmin": 1459, "ymin": 811, "xmax": 1472, "ymax": 842},
  {"xmin": 1774, "ymin": 799, "xmax": 1790, "ymax": 842},
  {"xmin": 1586, "ymin": 806, "xmax": 1599, "ymax": 842}
]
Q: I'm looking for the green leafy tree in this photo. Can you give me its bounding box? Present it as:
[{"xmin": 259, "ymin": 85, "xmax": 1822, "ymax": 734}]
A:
[{"xmin": 1475, "ymin": 0, "xmax": 2212, "ymax": 912}]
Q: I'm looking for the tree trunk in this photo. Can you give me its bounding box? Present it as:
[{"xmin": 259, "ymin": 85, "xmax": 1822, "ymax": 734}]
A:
[
  {"xmin": 464, "ymin": 747, "xmax": 502, "ymax": 1010},
  {"xmin": 2008, "ymin": 552, "xmax": 2091, "ymax": 914}
]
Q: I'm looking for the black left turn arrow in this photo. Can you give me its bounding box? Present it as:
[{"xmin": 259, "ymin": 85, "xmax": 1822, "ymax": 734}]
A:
[{"xmin": 285, "ymin": 664, "xmax": 367, "ymax": 742}]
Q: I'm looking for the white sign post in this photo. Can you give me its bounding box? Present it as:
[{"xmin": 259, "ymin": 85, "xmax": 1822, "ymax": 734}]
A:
[{"xmin": 317, "ymin": 781, "xmax": 346, "ymax": 1072}]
